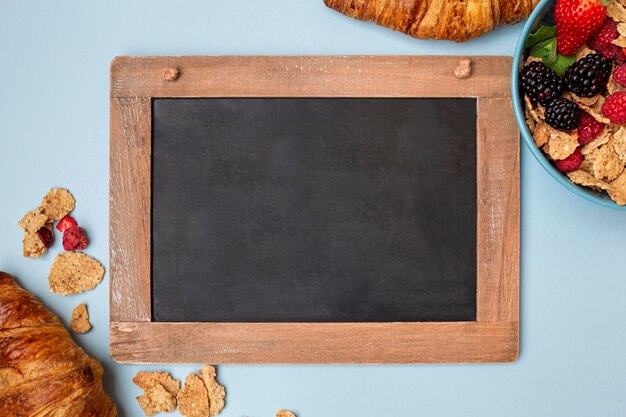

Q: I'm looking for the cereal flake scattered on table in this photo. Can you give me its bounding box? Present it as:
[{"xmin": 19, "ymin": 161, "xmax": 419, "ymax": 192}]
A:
[
  {"xmin": 70, "ymin": 303, "xmax": 92, "ymax": 334},
  {"xmin": 276, "ymin": 410, "xmax": 297, "ymax": 417},
  {"xmin": 199, "ymin": 365, "xmax": 226, "ymax": 417},
  {"xmin": 134, "ymin": 371, "xmax": 181, "ymax": 416},
  {"xmin": 48, "ymin": 252, "xmax": 104, "ymax": 295},
  {"xmin": 17, "ymin": 207, "xmax": 48, "ymax": 233},
  {"xmin": 177, "ymin": 374, "xmax": 210, "ymax": 417},
  {"xmin": 41, "ymin": 188, "xmax": 75, "ymax": 221}
]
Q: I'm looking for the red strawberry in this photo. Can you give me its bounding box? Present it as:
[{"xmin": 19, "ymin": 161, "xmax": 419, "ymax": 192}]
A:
[
  {"xmin": 602, "ymin": 91, "xmax": 626, "ymax": 123},
  {"xmin": 62, "ymin": 226, "xmax": 88, "ymax": 251},
  {"xmin": 555, "ymin": 0, "xmax": 608, "ymax": 56},
  {"xmin": 56, "ymin": 215, "xmax": 77, "ymax": 233},
  {"xmin": 577, "ymin": 111, "xmax": 605, "ymax": 145},
  {"xmin": 555, "ymin": 148, "xmax": 584, "ymax": 172}
]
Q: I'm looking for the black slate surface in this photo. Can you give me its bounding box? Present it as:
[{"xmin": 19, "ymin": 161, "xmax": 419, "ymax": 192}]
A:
[{"xmin": 151, "ymin": 98, "xmax": 477, "ymax": 322}]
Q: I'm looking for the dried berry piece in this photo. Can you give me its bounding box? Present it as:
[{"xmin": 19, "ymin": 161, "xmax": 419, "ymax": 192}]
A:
[
  {"xmin": 36, "ymin": 226, "xmax": 54, "ymax": 248},
  {"xmin": 62, "ymin": 226, "xmax": 88, "ymax": 251},
  {"xmin": 56, "ymin": 215, "xmax": 78, "ymax": 233},
  {"xmin": 555, "ymin": 148, "xmax": 584, "ymax": 172}
]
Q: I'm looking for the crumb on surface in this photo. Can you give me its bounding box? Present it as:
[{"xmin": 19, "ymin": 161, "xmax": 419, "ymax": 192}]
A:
[{"xmin": 70, "ymin": 303, "xmax": 92, "ymax": 333}]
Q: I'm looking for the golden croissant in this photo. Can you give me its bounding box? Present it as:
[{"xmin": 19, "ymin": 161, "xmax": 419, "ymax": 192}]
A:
[
  {"xmin": 0, "ymin": 272, "xmax": 117, "ymax": 417},
  {"xmin": 324, "ymin": 0, "xmax": 540, "ymax": 42}
]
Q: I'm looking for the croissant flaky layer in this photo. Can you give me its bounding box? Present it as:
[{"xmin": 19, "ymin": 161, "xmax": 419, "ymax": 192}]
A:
[
  {"xmin": 324, "ymin": 0, "xmax": 540, "ymax": 42},
  {"xmin": 0, "ymin": 272, "xmax": 117, "ymax": 417}
]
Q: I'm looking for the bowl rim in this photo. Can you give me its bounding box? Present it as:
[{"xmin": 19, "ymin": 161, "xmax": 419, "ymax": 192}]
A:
[{"xmin": 511, "ymin": 0, "xmax": 626, "ymax": 210}]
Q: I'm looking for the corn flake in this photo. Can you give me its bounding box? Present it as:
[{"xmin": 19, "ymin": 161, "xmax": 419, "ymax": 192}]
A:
[
  {"xmin": 70, "ymin": 303, "xmax": 92, "ymax": 334},
  {"xmin": 608, "ymin": 169, "xmax": 626, "ymax": 205},
  {"xmin": 567, "ymin": 170, "xmax": 612, "ymax": 192},
  {"xmin": 276, "ymin": 411, "xmax": 297, "ymax": 417},
  {"xmin": 199, "ymin": 366, "xmax": 226, "ymax": 417},
  {"xmin": 18, "ymin": 207, "xmax": 48, "ymax": 233},
  {"xmin": 576, "ymin": 96, "xmax": 611, "ymax": 124},
  {"xmin": 41, "ymin": 188, "xmax": 75, "ymax": 221},
  {"xmin": 543, "ymin": 128, "xmax": 579, "ymax": 160},
  {"xmin": 608, "ymin": 1, "xmax": 626, "ymax": 22},
  {"xmin": 612, "ymin": 36, "xmax": 626, "ymax": 47},
  {"xmin": 580, "ymin": 139, "xmax": 625, "ymax": 181},
  {"xmin": 48, "ymin": 252, "xmax": 105, "ymax": 295},
  {"xmin": 611, "ymin": 126, "xmax": 626, "ymax": 163}
]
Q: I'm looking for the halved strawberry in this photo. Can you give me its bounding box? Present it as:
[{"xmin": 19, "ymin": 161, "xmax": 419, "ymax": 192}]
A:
[{"xmin": 56, "ymin": 215, "xmax": 77, "ymax": 233}]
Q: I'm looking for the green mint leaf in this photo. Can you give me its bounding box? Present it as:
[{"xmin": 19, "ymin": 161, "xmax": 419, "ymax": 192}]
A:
[
  {"xmin": 550, "ymin": 54, "xmax": 576, "ymax": 77},
  {"xmin": 530, "ymin": 38, "xmax": 556, "ymax": 60},
  {"xmin": 525, "ymin": 25, "xmax": 557, "ymax": 48},
  {"xmin": 545, "ymin": 41, "xmax": 558, "ymax": 65}
]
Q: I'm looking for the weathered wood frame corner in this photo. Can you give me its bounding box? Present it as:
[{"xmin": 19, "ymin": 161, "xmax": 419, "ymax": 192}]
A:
[{"xmin": 110, "ymin": 56, "xmax": 519, "ymax": 364}]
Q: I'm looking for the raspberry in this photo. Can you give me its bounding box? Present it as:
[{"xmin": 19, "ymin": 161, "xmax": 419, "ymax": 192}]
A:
[
  {"xmin": 546, "ymin": 98, "xmax": 580, "ymax": 132},
  {"xmin": 577, "ymin": 111, "xmax": 605, "ymax": 145},
  {"xmin": 564, "ymin": 54, "xmax": 612, "ymax": 97},
  {"xmin": 62, "ymin": 226, "xmax": 88, "ymax": 251},
  {"xmin": 36, "ymin": 227, "xmax": 54, "ymax": 248},
  {"xmin": 587, "ymin": 18, "xmax": 622, "ymax": 62},
  {"xmin": 555, "ymin": 148, "xmax": 583, "ymax": 172},
  {"xmin": 602, "ymin": 91, "xmax": 626, "ymax": 123},
  {"xmin": 56, "ymin": 215, "xmax": 77, "ymax": 233},
  {"xmin": 613, "ymin": 64, "xmax": 626, "ymax": 87},
  {"xmin": 520, "ymin": 61, "xmax": 564, "ymax": 106}
]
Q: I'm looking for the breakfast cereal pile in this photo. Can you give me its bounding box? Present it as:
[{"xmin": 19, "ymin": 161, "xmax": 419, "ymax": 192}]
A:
[
  {"xmin": 520, "ymin": 0, "xmax": 626, "ymax": 205},
  {"xmin": 17, "ymin": 187, "xmax": 103, "ymax": 333}
]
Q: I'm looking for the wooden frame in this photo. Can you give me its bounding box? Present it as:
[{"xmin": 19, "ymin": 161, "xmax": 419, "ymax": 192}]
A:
[{"xmin": 110, "ymin": 56, "xmax": 519, "ymax": 364}]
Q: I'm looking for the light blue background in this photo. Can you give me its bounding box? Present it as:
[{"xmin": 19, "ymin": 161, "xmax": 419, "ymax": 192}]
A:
[{"xmin": 1, "ymin": 1, "xmax": 625, "ymax": 416}]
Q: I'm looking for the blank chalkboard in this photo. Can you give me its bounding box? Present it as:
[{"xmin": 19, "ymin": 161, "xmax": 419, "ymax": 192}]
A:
[
  {"xmin": 110, "ymin": 56, "xmax": 520, "ymax": 364},
  {"xmin": 151, "ymin": 97, "xmax": 477, "ymax": 323}
]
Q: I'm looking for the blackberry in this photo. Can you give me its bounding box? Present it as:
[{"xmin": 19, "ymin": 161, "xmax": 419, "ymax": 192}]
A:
[
  {"xmin": 564, "ymin": 53, "xmax": 612, "ymax": 97},
  {"xmin": 520, "ymin": 61, "xmax": 564, "ymax": 106},
  {"xmin": 545, "ymin": 98, "xmax": 580, "ymax": 132}
]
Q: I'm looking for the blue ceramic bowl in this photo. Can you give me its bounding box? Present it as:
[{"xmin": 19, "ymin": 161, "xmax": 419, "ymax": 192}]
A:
[{"xmin": 512, "ymin": 0, "xmax": 626, "ymax": 209}]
